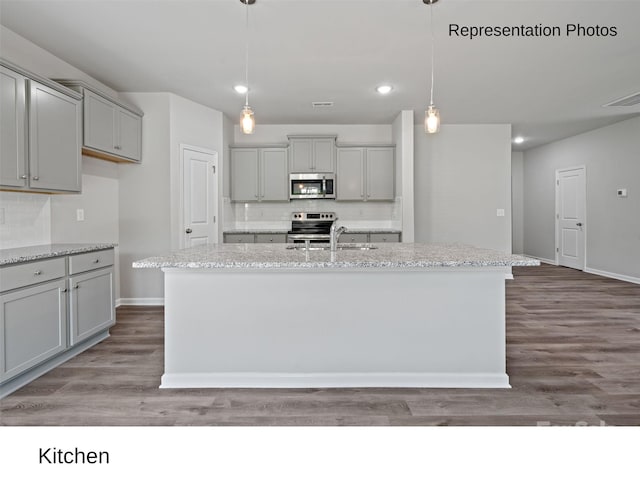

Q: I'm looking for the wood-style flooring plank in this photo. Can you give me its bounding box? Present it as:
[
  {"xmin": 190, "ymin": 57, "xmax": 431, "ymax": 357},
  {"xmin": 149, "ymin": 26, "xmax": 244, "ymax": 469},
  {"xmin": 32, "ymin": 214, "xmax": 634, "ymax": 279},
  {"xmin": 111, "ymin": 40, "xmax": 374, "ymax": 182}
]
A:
[{"xmin": 1, "ymin": 265, "xmax": 639, "ymax": 426}]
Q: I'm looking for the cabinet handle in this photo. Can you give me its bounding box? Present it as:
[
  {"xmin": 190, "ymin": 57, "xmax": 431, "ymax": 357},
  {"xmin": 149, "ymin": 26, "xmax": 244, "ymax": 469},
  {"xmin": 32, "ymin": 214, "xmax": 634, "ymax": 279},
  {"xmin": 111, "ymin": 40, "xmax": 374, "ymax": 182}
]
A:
[
  {"xmin": 61, "ymin": 288, "xmax": 68, "ymax": 293},
  {"xmin": 32, "ymin": 176, "xmax": 39, "ymax": 181},
  {"xmin": 20, "ymin": 174, "xmax": 27, "ymax": 179},
  {"xmin": 114, "ymin": 145, "xmax": 121, "ymax": 150},
  {"xmin": 34, "ymin": 270, "xmax": 42, "ymax": 276},
  {"xmin": 73, "ymin": 285, "xmax": 80, "ymax": 289},
  {"xmin": 93, "ymin": 259, "xmax": 101, "ymax": 263}
]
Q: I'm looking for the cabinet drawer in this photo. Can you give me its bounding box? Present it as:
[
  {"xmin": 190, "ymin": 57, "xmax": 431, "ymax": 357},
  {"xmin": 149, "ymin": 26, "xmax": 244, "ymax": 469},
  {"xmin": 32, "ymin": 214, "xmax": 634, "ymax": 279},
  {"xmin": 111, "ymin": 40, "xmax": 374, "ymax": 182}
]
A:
[
  {"xmin": 339, "ymin": 233, "xmax": 369, "ymax": 244},
  {"xmin": 224, "ymin": 234, "xmax": 255, "ymax": 244},
  {"xmin": 68, "ymin": 249, "xmax": 114, "ymax": 275},
  {"xmin": 369, "ymin": 233, "xmax": 401, "ymax": 243},
  {"xmin": 255, "ymin": 234, "xmax": 287, "ymax": 244},
  {"xmin": 0, "ymin": 257, "xmax": 66, "ymax": 293}
]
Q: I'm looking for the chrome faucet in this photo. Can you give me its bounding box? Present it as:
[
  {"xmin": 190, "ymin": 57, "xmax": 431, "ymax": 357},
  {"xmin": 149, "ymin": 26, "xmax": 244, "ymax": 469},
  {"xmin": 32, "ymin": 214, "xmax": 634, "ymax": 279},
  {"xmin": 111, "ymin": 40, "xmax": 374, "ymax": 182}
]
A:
[{"xmin": 330, "ymin": 222, "xmax": 347, "ymax": 252}]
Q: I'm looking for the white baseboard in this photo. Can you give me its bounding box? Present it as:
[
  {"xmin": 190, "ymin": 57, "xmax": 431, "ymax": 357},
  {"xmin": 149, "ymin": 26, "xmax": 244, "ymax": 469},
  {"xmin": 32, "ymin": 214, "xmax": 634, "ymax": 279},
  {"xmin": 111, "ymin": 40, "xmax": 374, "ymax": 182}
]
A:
[
  {"xmin": 160, "ymin": 372, "xmax": 511, "ymax": 389},
  {"xmin": 584, "ymin": 268, "xmax": 640, "ymax": 285},
  {"xmin": 525, "ymin": 255, "xmax": 557, "ymax": 265},
  {"xmin": 116, "ymin": 297, "xmax": 165, "ymax": 307}
]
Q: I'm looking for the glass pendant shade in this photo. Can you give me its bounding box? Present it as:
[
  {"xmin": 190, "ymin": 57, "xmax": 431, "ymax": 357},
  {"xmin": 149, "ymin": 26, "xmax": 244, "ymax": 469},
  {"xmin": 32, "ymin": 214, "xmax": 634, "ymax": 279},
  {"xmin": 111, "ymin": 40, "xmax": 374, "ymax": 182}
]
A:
[
  {"xmin": 425, "ymin": 105, "xmax": 440, "ymax": 134},
  {"xmin": 240, "ymin": 105, "xmax": 255, "ymax": 135}
]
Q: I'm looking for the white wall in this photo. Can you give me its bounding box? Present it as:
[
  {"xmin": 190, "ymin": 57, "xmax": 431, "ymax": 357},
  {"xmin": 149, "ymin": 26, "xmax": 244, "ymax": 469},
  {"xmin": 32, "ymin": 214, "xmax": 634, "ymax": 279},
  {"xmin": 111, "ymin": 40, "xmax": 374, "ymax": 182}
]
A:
[
  {"xmin": 511, "ymin": 151, "xmax": 524, "ymax": 254},
  {"xmin": 117, "ymin": 93, "xmax": 171, "ymax": 304},
  {"xmin": 392, "ymin": 110, "xmax": 415, "ymax": 242},
  {"xmin": 0, "ymin": 192, "xmax": 51, "ymax": 249},
  {"xmin": 414, "ymin": 124, "xmax": 513, "ymax": 253},
  {"xmin": 523, "ymin": 116, "xmax": 640, "ymax": 280},
  {"xmin": 168, "ymin": 94, "xmax": 224, "ymax": 246}
]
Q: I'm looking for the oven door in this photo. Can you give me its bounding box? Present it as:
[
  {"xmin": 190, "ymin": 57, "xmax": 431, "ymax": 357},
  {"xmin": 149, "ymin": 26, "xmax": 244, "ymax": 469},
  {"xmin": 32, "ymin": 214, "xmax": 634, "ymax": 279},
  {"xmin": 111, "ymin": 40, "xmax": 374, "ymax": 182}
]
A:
[{"xmin": 289, "ymin": 174, "xmax": 335, "ymax": 199}]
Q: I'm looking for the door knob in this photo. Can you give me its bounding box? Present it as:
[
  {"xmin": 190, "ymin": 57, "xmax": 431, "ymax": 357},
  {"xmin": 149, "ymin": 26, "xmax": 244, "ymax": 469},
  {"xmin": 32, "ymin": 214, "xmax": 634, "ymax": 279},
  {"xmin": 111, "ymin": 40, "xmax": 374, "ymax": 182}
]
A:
[
  {"xmin": 576, "ymin": 222, "xmax": 583, "ymax": 227},
  {"xmin": 185, "ymin": 228, "xmax": 192, "ymax": 234}
]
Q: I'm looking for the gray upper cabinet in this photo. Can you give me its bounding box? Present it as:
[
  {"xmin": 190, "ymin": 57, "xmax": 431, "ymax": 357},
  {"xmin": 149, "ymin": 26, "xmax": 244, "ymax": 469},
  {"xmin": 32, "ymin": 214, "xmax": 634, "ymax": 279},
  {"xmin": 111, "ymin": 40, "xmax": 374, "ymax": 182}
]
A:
[
  {"xmin": 29, "ymin": 81, "xmax": 82, "ymax": 192},
  {"xmin": 231, "ymin": 147, "xmax": 288, "ymax": 202},
  {"xmin": 0, "ymin": 61, "xmax": 82, "ymax": 193},
  {"xmin": 55, "ymin": 79, "xmax": 143, "ymax": 163},
  {"xmin": 83, "ymin": 88, "xmax": 142, "ymax": 162},
  {"xmin": 288, "ymin": 136, "xmax": 336, "ymax": 173},
  {"xmin": 337, "ymin": 146, "xmax": 394, "ymax": 201},
  {"xmin": 0, "ymin": 66, "xmax": 26, "ymax": 188}
]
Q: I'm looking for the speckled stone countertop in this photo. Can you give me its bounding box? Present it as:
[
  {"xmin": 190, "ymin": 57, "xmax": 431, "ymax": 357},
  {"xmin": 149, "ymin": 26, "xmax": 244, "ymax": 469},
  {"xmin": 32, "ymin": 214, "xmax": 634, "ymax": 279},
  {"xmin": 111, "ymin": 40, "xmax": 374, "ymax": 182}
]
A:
[
  {"xmin": 133, "ymin": 243, "xmax": 539, "ymax": 270},
  {"xmin": 0, "ymin": 243, "xmax": 117, "ymax": 266}
]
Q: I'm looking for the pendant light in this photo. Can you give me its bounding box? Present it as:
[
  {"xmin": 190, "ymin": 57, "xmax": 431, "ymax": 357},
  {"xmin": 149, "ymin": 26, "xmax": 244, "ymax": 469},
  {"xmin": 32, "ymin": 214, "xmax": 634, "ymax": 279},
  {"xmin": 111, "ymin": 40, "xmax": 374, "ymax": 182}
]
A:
[
  {"xmin": 240, "ymin": 0, "xmax": 255, "ymax": 134},
  {"xmin": 424, "ymin": 0, "xmax": 440, "ymax": 134}
]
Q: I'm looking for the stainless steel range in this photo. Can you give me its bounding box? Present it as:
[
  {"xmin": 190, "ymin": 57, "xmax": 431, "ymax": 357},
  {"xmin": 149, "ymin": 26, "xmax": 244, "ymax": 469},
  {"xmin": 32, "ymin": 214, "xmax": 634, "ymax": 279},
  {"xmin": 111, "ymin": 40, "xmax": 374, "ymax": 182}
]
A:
[{"xmin": 287, "ymin": 212, "xmax": 336, "ymax": 243}]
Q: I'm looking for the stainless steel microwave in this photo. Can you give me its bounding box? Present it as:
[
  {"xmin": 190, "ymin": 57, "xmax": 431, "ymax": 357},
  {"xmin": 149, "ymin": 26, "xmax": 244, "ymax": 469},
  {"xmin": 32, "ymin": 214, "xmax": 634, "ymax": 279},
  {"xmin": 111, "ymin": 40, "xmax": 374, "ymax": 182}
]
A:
[{"xmin": 289, "ymin": 173, "xmax": 336, "ymax": 200}]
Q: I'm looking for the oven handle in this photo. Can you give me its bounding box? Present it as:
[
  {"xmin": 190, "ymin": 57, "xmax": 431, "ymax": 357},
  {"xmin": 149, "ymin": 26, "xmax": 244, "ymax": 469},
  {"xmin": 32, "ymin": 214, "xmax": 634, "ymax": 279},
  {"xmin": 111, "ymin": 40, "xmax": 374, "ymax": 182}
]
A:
[{"xmin": 322, "ymin": 176, "xmax": 327, "ymax": 198}]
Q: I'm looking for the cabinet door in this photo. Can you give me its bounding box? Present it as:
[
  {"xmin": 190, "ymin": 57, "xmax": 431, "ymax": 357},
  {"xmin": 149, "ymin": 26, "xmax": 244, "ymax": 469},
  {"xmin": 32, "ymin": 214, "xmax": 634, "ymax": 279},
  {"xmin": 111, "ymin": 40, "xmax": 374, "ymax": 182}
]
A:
[
  {"xmin": 83, "ymin": 89, "xmax": 116, "ymax": 154},
  {"xmin": 260, "ymin": 148, "xmax": 288, "ymax": 201},
  {"xmin": 289, "ymin": 139, "xmax": 313, "ymax": 172},
  {"xmin": 336, "ymin": 148, "xmax": 365, "ymax": 200},
  {"xmin": 69, "ymin": 268, "xmax": 115, "ymax": 346},
  {"xmin": 0, "ymin": 66, "xmax": 27, "ymax": 188},
  {"xmin": 116, "ymin": 108, "xmax": 142, "ymax": 162},
  {"xmin": 338, "ymin": 233, "xmax": 369, "ymax": 243},
  {"xmin": 366, "ymin": 147, "xmax": 395, "ymax": 201},
  {"xmin": 255, "ymin": 234, "xmax": 287, "ymax": 244},
  {"xmin": 0, "ymin": 280, "xmax": 67, "ymax": 383},
  {"xmin": 224, "ymin": 233, "xmax": 255, "ymax": 244},
  {"xmin": 313, "ymin": 138, "xmax": 335, "ymax": 172},
  {"xmin": 231, "ymin": 148, "xmax": 260, "ymax": 202},
  {"xmin": 28, "ymin": 80, "xmax": 81, "ymax": 192}
]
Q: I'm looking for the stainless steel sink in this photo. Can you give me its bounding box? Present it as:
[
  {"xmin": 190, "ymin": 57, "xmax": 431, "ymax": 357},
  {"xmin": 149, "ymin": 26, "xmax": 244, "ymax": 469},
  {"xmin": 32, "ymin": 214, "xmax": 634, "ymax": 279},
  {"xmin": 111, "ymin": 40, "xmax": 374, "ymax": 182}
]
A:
[{"xmin": 286, "ymin": 243, "xmax": 378, "ymax": 251}]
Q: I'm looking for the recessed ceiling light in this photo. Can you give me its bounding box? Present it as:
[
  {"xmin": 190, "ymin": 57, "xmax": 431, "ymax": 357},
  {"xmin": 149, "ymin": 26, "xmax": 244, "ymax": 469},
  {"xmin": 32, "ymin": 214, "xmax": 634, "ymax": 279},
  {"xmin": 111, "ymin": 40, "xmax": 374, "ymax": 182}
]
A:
[
  {"xmin": 376, "ymin": 85, "xmax": 393, "ymax": 95},
  {"xmin": 513, "ymin": 136, "xmax": 524, "ymax": 144},
  {"xmin": 234, "ymin": 85, "xmax": 248, "ymax": 94}
]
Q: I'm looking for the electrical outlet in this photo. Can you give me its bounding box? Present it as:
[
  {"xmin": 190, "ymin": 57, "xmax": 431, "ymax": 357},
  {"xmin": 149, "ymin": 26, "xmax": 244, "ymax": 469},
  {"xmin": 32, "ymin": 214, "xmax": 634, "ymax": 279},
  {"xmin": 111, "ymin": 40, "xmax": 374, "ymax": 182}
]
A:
[
  {"xmin": 76, "ymin": 208, "xmax": 85, "ymax": 222},
  {"xmin": 497, "ymin": 209, "xmax": 505, "ymax": 217}
]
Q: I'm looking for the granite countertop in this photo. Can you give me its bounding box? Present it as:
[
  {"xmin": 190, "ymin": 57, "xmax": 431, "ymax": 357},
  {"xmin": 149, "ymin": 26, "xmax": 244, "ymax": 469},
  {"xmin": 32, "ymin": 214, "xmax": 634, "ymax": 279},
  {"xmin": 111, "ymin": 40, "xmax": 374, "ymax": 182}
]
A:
[
  {"xmin": 0, "ymin": 243, "xmax": 117, "ymax": 266},
  {"xmin": 133, "ymin": 243, "xmax": 539, "ymax": 270}
]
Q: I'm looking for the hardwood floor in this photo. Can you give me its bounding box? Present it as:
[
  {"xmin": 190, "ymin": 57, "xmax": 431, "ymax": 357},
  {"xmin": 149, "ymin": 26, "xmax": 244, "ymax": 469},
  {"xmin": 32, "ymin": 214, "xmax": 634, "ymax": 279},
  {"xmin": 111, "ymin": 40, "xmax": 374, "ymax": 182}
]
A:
[{"xmin": 1, "ymin": 264, "xmax": 639, "ymax": 426}]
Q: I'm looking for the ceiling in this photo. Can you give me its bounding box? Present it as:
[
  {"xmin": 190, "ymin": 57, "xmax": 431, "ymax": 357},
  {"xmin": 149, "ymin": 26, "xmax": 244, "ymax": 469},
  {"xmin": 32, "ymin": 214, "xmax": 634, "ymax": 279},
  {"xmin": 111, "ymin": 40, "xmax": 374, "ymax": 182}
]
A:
[{"xmin": 1, "ymin": 0, "xmax": 639, "ymax": 150}]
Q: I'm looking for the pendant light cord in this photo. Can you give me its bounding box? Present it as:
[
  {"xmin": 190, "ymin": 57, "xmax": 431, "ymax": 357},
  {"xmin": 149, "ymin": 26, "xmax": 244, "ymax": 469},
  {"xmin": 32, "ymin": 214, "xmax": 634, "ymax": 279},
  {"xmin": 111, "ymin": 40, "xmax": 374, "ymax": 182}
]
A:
[
  {"xmin": 429, "ymin": 4, "xmax": 435, "ymax": 106},
  {"xmin": 244, "ymin": 0, "xmax": 250, "ymax": 106}
]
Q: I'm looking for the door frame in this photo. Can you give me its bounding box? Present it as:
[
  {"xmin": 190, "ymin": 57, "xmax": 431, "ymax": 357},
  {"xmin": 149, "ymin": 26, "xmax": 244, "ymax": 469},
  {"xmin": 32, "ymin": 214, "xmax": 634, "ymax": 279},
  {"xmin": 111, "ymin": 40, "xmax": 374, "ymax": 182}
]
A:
[
  {"xmin": 179, "ymin": 144, "xmax": 219, "ymax": 249},
  {"xmin": 555, "ymin": 165, "xmax": 587, "ymax": 269}
]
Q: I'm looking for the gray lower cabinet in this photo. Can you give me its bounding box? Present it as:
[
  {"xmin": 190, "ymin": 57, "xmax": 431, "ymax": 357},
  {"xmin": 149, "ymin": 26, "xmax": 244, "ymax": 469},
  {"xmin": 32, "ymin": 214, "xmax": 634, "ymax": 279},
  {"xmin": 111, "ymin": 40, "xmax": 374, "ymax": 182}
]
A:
[
  {"xmin": 0, "ymin": 248, "xmax": 115, "ymax": 394},
  {"xmin": 0, "ymin": 62, "xmax": 82, "ymax": 193},
  {"xmin": 338, "ymin": 233, "xmax": 369, "ymax": 243},
  {"xmin": 255, "ymin": 234, "xmax": 287, "ymax": 244},
  {"xmin": 69, "ymin": 268, "xmax": 115, "ymax": 346},
  {"xmin": 231, "ymin": 147, "xmax": 288, "ymax": 202},
  {"xmin": 369, "ymin": 232, "xmax": 401, "ymax": 243},
  {"xmin": 336, "ymin": 146, "xmax": 395, "ymax": 201},
  {"xmin": 224, "ymin": 233, "xmax": 256, "ymax": 244},
  {"xmin": 224, "ymin": 233, "xmax": 287, "ymax": 243},
  {"xmin": 0, "ymin": 279, "xmax": 67, "ymax": 383},
  {"xmin": 339, "ymin": 232, "xmax": 401, "ymax": 243}
]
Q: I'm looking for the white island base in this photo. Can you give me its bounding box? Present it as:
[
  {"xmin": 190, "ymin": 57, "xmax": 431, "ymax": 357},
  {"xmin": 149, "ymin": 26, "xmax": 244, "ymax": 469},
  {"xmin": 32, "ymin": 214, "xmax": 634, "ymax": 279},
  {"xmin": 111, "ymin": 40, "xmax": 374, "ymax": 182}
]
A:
[{"xmin": 161, "ymin": 267, "xmax": 511, "ymax": 389}]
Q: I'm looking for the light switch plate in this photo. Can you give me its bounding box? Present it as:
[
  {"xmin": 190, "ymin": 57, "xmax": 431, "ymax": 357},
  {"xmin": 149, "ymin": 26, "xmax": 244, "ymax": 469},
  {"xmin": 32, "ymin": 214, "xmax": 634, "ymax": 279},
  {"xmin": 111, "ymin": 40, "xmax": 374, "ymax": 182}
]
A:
[
  {"xmin": 617, "ymin": 188, "xmax": 628, "ymax": 198},
  {"xmin": 76, "ymin": 208, "xmax": 85, "ymax": 221},
  {"xmin": 496, "ymin": 209, "xmax": 505, "ymax": 217}
]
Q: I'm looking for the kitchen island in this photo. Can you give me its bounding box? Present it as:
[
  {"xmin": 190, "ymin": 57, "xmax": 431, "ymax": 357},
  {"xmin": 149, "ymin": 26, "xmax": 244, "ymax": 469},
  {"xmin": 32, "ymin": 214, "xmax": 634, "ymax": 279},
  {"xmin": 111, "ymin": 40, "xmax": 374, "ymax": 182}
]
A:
[{"xmin": 134, "ymin": 243, "xmax": 538, "ymax": 389}]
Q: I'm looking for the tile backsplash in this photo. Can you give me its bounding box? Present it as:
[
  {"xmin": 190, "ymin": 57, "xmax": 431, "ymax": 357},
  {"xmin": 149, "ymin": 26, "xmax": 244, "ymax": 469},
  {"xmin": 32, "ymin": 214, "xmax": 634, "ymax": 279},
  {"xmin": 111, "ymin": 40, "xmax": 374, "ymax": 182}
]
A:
[
  {"xmin": 225, "ymin": 198, "xmax": 402, "ymax": 231},
  {"xmin": 0, "ymin": 192, "xmax": 52, "ymax": 249}
]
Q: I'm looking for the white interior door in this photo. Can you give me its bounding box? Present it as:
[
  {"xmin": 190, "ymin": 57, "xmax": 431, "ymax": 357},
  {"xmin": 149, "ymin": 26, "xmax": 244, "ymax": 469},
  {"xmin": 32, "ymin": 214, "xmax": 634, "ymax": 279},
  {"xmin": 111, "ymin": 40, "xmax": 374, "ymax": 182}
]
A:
[
  {"xmin": 556, "ymin": 167, "xmax": 586, "ymax": 269},
  {"xmin": 182, "ymin": 146, "xmax": 218, "ymax": 248}
]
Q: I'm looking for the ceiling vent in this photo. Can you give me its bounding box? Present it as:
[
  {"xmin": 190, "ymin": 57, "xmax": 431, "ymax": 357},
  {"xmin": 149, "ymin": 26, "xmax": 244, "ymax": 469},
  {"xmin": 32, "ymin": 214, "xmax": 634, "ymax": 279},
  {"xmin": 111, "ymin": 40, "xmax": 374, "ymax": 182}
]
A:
[
  {"xmin": 603, "ymin": 92, "xmax": 640, "ymax": 107},
  {"xmin": 312, "ymin": 101, "xmax": 334, "ymax": 108}
]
